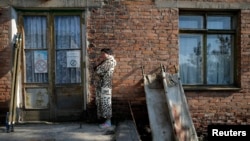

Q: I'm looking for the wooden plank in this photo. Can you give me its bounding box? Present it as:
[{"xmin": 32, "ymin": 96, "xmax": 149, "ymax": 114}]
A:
[
  {"xmin": 55, "ymin": 86, "xmax": 83, "ymax": 109},
  {"xmin": 7, "ymin": 34, "xmax": 21, "ymax": 132}
]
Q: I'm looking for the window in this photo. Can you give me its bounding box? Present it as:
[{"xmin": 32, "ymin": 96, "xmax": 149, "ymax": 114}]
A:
[
  {"xmin": 179, "ymin": 12, "xmax": 237, "ymax": 86},
  {"xmin": 23, "ymin": 14, "xmax": 82, "ymax": 84},
  {"xmin": 54, "ymin": 16, "xmax": 81, "ymax": 84},
  {"xmin": 24, "ymin": 16, "xmax": 48, "ymax": 83}
]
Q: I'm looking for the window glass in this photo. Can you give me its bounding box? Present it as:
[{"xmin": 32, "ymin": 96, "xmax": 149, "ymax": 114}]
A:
[
  {"xmin": 54, "ymin": 16, "xmax": 81, "ymax": 84},
  {"xmin": 207, "ymin": 16, "xmax": 231, "ymax": 30},
  {"xmin": 24, "ymin": 16, "xmax": 48, "ymax": 83},
  {"xmin": 54, "ymin": 16, "xmax": 81, "ymax": 49},
  {"xmin": 179, "ymin": 13, "xmax": 235, "ymax": 85},
  {"xmin": 179, "ymin": 34, "xmax": 203, "ymax": 84},
  {"xmin": 207, "ymin": 34, "xmax": 233, "ymax": 84},
  {"xmin": 179, "ymin": 15, "xmax": 203, "ymax": 29}
]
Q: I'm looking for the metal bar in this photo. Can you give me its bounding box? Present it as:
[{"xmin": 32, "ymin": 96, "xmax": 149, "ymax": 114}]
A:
[
  {"xmin": 13, "ymin": 34, "xmax": 21, "ymax": 126},
  {"xmin": 160, "ymin": 64, "xmax": 178, "ymax": 141},
  {"xmin": 128, "ymin": 101, "xmax": 141, "ymax": 141}
]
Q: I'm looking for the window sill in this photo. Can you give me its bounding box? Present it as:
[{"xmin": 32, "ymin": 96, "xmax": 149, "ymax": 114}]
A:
[{"xmin": 183, "ymin": 86, "xmax": 241, "ymax": 91}]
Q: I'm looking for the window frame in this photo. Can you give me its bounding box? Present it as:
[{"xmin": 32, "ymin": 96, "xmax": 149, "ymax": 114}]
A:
[{"xmin": 179, "ymin": 11, "xmax": 240, "ymax": 90}]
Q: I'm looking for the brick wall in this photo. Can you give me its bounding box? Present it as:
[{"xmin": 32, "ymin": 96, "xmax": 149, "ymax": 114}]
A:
[
  {"xmin": 0, "ymin": 0, "xmax": 249, "ymax": 137},
  {"xmin": 87, "ymin": 0, "xmax": 250, "ymax": 136},
  {"xmin": 187, "ymin": 10, "xmax": 250, "ymax": 135},
  {"xmin": 87, "ymin": 0, "xmax": 178, "ymax": 121},
  {"xmin": 0, "ymin": 7, "xmax": 11, "ymax": 122}
]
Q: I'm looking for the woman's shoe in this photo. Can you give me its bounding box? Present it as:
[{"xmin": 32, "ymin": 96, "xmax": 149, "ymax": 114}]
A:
[{"xmin": 99, "ymin": 123, "xmax": 111, "ymax": 129}]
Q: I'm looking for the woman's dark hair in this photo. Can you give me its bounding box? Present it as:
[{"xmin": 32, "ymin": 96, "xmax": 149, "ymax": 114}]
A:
[{"xmin": 101, "ymin": 48, "xmax": 113, "ymax": 55}]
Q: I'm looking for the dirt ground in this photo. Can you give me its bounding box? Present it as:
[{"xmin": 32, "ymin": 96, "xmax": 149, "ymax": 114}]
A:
[{"xmin": 0, "ymin": 121, "xmax": 123, "ymax": 141}]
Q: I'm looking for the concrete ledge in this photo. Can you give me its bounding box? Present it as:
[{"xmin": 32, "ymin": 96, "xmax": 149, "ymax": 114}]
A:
[
  {"xmin": 155, "ymin": 0, "xmax": 250, "ymax": 10},
  {"xmin": 1, "ymin": 0, "xmax": 102, "ymax": 9},
  {"xmin": 115, "ymin": 120, "xmax": 141, "ymax": 141}
]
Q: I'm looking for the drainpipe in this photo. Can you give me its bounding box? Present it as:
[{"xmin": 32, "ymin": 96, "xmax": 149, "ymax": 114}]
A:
[{"xmin": 83, "ymin": 0, "xmax": 88, "ymax": 112}]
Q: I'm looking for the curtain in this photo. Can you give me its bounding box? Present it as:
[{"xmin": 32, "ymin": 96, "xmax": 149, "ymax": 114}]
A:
[
  {"xmin": 54, "ymin": 16, "xmax": 81, "ymax": 84},
  {"xmin": 179, "ymin": 34, "xmax": 203, "ymax": 84},
  {"xmin": 24, "ymin": 16, "xmax": 48, "ymax": 83},
  {"xmin": 207, "ymin": 35, "xmax": 233, "ymax": 84}
]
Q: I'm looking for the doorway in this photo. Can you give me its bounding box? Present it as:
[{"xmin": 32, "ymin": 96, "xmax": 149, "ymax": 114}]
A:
[{"xmin": 20, "ymin": 12, "xmax": 85, "ymax": 121}]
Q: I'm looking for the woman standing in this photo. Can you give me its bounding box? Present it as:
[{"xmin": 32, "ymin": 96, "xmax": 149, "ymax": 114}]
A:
[{"xmin": 95, "ymin": 48, "xmax": 117, "ymax": 128}]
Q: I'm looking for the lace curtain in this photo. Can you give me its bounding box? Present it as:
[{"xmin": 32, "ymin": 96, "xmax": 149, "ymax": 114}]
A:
[
  {"xmin": 24, "ymin": 16, "xmax": 48, "ymax": 83},
  {"xmin": 179, "ymin": 34, "xmax": 203, "ymax": 84},
  {"xmin": 206, "ymin": 35, "xmax": 233, "ymax": 84},
  {"xmin": 55, "ymin": 16, "xmax": 81, "ymax": 84},
  {"xmin": 24, "ymin": 16, "xmax": 81, "ymax": 84},
  {"xmin": 179, "ymin": 34, "xmax": 233, "ymax": 85}
]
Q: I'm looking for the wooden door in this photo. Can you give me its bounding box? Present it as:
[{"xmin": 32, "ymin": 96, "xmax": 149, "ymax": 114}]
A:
[
  {"xmin": 21, "ymin": 13, "xmax": 84, "ymax": 121},
  {"xmin": 53, "ymin": 15, "xmax": 83, "ymax": 121}
]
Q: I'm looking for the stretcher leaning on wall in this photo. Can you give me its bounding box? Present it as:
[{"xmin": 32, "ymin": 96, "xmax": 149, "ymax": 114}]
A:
[{"xmin": 142, "ymin": 64, "xmax": 199, "ymax": 141}]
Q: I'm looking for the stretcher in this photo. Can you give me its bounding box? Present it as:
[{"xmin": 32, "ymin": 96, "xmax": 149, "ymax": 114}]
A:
[{"xmin": 142, "ymin": 65, "xmax": 198, "ymax": 141}]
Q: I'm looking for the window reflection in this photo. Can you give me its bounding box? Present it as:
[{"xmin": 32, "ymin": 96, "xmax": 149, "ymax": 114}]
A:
[
  {"xmin": 207, "ymin": 16, "xmax": 231, "ymax": 30},
  {"xmin": 179, "ymin": 13, "xmax": 235, "ymax": 85},
  {"xmin": 179, "ymin": 34, "xmax": 203, "ymax": 84},
  {"xmin": 207, "ymin": 35, "xmax": 233, "ymax": 84},
  {"xmin": 179, "ymin": 15, "xmax": 203, "ymax": 29}
]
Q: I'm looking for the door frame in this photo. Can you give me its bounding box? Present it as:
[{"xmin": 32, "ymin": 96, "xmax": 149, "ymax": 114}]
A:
[{"xmin": 18, "ymin": 10, "xmax": 87, "ymax": 121}]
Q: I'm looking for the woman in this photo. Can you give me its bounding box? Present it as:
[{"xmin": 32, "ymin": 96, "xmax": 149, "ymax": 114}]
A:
[{"xmin": 95, "ymin": 48, "xmax": 117, "ymax": 128}]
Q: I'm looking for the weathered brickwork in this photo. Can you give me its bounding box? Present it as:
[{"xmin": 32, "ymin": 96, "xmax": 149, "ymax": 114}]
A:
[
  {"xmin": 0, "ymin": 7, "xmax": 11, "ymax": 121},
  {"xmin": 87, "ymin": 0, "xmax": 178, "ymax": 121},
  {"xmin": 87, "ymin": 0, "xmax": 250, "ymax": 137},
  {"xmin": 0, "ymin": 0, "xmax": 250, "ymax": 138},
  {"xmin": 184, "ymin": 10, "xmax": 250, "ymax": 132},
  {"xmin": 183, "ymin": 11, "xmax": 250, "ymax": 133}
]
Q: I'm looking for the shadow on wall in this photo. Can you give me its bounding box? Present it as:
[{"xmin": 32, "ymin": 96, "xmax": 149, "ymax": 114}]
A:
[
  {"xmin": 113, "ymin": 67, "xmax": 141, "ymax": 87},
  {"xmin": 0, "ymin": 7, "xmax": 12, "ymax": 78},
  {"xmin": 0, "ymin": 45, "xmax": 12, "ymax": 124},
  {"xmin": 113, "ymin": 65, "xmax": 162, "ymax": 88},
  {"xmin": 0, "ymin": 7, "xmax": 13, "ymax": 124},
  {"xmin": 0, "ymin": 46, "xmax": 11, "ymax": 78}
]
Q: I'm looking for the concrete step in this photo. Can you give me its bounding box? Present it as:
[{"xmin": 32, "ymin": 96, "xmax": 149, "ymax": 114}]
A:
[{"xmin": 115, "ymin": 120, "xmax": 141, "ymax": 141}]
